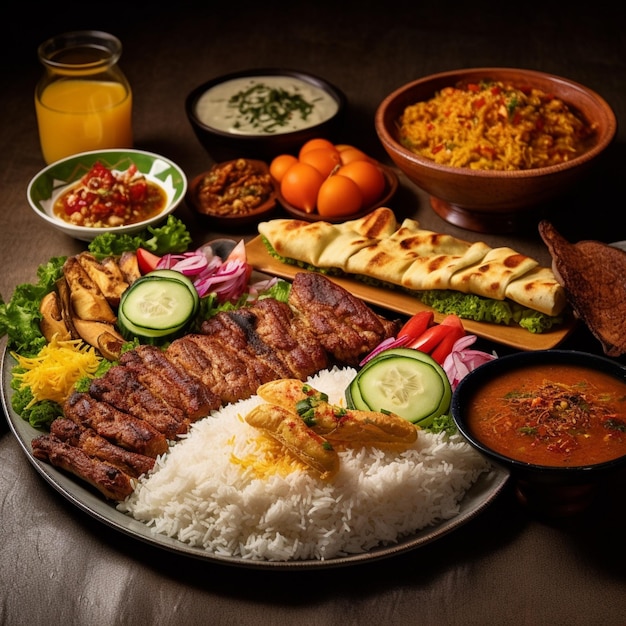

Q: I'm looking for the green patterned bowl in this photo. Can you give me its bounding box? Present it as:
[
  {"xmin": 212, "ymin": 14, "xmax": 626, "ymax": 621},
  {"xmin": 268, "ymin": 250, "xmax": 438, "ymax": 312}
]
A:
[{"xmin": 27, "ymin": 149, "xmax": 187, "ymax": 241}]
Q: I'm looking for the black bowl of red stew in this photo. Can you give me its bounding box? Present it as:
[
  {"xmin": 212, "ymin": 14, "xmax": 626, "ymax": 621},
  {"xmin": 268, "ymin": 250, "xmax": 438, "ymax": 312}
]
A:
[{"xmin": 452, "ymin": 350, "xmax": 626, "ymax": 514}]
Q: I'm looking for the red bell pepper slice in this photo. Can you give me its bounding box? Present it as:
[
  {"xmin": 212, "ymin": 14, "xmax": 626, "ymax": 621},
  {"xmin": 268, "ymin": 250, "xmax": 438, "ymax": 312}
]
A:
[
  {"xmin": 430, "ymin": 315, "xmax": 466, "ymax": 364},
  {"xmin": 397, "ymin": 311, "xmax": 434, "ymax": 341},
  {"xmin": 407, "ymin": 324, "xmax": 454, "ymax": 353}
]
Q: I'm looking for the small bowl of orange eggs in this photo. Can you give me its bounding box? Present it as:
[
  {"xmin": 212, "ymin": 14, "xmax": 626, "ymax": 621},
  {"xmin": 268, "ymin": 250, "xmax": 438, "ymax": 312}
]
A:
[{"xmin": 269, "ymin": 138, "xmax": 399, "ymax": 223}]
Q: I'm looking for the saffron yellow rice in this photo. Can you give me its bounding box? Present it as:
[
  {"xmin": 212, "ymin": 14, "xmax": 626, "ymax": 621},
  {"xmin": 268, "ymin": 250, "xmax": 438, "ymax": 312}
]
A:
[{"xmin": 399, "ymin": 80, "xmax": 596, "ymax": 171}]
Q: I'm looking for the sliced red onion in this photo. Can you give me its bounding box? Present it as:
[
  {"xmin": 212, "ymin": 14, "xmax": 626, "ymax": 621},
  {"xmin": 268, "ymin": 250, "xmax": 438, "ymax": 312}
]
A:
[
  {"xmin": 168, "ymin": 253, "xmax": 209, "ymax": 276},
  {"xmin": 442, "ymin": 334, "xmax": 498, "ymax": 390},
  {"xmin": 359, "ymin": 334, "xmax": 411, "ymax": 366}
]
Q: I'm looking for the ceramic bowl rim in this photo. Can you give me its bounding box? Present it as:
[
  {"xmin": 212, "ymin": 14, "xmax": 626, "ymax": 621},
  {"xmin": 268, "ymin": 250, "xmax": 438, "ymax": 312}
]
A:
[
  {"xmin": 375, "ymin": 67, "xmax": 617, "ymax": 180},
  {"xmin": 452, "ymin": 349, "xmax": 626, "ymax": 475}
]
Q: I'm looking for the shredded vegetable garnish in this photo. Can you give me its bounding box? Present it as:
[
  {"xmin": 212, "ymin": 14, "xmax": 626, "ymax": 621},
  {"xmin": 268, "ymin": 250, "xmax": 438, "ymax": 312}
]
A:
[
  {"xmin": 228, "ymin": 83, "xmax": 315, "ymax": 133},
  {"xmin": 11, "ymin": 336, "xmax": 101, "ymax": 407}
]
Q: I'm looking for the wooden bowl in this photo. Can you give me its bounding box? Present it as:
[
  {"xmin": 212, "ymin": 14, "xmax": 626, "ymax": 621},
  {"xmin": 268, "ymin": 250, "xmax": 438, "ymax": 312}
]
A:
[
  {"xmin": 187, "ymin": 159, "xmax": 278, "ymax": 229},
  {"xmin": 375, "ymin": 68, "xmax": 617, "ymax": 233}
]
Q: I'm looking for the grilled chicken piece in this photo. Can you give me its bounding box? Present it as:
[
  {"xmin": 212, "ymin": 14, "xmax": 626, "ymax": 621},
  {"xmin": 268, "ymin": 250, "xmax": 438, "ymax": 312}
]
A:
[
  {"xmin": 539, "ymin": 220, "xmax": 626, "ymax": 356},
  {"xmin": 88, "ymin": 366, "xmax": 189, "ymax": 439},
  {"xmin": 119, "ymin": 344, "xmax": 220, "ymax": 420},
  {"xmin": 39, "ymin": 291, "xmax": 72, "ymax": 342},
  {"xmin": 118, "ymin": 251, "xmax": 141, "ymax": 285},
  {"xmin": 288, "ymin": 272, "xmax": 399, "ymax": 365},
  {"xmin": 50, "ymin": 418, "xmax": 155, "ymax": 478},
  {"xmin": 245, "ymin": 403, "xmax": 339, "ymax": 481},
  {"xmin": 257, "ymin": 379, "xmax": 418, "ymax": 446},
  {"xmin": 32, "ymin": 434, "xmax": 135, "ymax": 501},
  {"xmin": 64, "ymin": 392, "xmax": 168, "ymax": 457}
]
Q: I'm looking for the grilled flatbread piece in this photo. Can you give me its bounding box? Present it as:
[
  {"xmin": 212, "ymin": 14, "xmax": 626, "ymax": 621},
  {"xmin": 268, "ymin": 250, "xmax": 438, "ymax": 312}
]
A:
[
  {"xmin": 257, "ymin": 207, "xmax": 398, "ymax": 269},
  {"xmin": 400, "ymin": 241, "xmax": 492, "ymax": 291},
  {"xmin": 539, "ymin": 220, "xmax": 626, "ymax": 355},
  {"xmin": 448, "ymin": 247, "xmax": 539, "ymax": 299},
  {"xmin": 346, "ymin": 218, "xmax": 471, "ymax": 283},
  {"xmin": 503, "ymin": 266, "xmax": 567, "ymax": 317}
]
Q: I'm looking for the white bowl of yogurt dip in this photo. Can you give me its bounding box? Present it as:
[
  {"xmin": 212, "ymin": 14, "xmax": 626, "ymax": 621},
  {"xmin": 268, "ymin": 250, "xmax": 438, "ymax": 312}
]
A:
[{"xmin": 185, "ymin": 68, "xmax": 346, "ymax": 161}]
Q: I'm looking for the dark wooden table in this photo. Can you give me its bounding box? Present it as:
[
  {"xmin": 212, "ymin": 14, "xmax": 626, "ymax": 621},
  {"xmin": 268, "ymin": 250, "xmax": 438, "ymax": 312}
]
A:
[{"xmin": 2, "ymin": 3, "xmax": 625, "ymax": 624}]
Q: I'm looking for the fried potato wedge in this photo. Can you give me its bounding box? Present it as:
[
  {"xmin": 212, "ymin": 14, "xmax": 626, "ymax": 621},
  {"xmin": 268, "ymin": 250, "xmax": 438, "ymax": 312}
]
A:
[
  {"xmin": 63, "ymin": 256, "xmax": 117, "ymax": 323},
  {"xmin": 39, "ymin": 291, "xmax": 72, "ymax": 343},
  {"xmin": 76, "ymin": 253, "xmax": 129, "ymax": 307}
]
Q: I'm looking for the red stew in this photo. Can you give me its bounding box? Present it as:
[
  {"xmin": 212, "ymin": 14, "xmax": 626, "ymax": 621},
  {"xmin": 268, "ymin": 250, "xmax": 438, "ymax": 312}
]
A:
[
  {"xmin": 466, "ymin": 364, "xmax": 626, "ymax": 467},
  {"xmin": 54, "ymin": 162, "xmax": 167, "ymax": 228}
]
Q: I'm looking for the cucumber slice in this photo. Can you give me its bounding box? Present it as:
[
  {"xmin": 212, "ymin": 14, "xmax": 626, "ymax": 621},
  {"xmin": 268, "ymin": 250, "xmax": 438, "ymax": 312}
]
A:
[
  {"xmin": 346, "ymin": 349, "xmax": 451, "ymax": 426},
  {"xmin": 118, "ymin": 275, "xmax": 197, "ymax": 342},
  {"xmin": 144, "ymin": 269, "xmax": 200, "ymax": 315}
]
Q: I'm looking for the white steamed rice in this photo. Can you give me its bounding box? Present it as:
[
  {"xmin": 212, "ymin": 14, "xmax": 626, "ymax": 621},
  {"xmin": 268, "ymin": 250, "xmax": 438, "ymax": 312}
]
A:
[{"xmin": 117, "ymin": 366, "xmax": 490, "ymax": 562}]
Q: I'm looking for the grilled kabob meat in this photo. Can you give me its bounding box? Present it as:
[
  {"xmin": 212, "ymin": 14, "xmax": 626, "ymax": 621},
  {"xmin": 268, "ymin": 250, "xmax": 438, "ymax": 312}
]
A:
[
  {"xmin": 119, "ymin": 344, "xmax": 220, "ymax": 420},
  {"xmin": 32, "ymin": 272, "xmax": 399, "ymax": 500},
  {"xmin": 171, "ymin": 298, "xmax": 330, "ymax": 403},
  {"xmin": 63, "ymin": 392, "xmax": 169, "ymax": 458},
  {"xmin": 88, "ymin": 366, "xmax": 190, "ymax": 440},
  {"xmin": 49, "ymin": 418, "xmax": 155, "ymax": 478},
  {"xmin": 31, "ymin": 435, "xmax": 136, "ymax": 501},
  {"xmin": 288, "ymin": 272, "xmax": 400, "ymax": 365}
]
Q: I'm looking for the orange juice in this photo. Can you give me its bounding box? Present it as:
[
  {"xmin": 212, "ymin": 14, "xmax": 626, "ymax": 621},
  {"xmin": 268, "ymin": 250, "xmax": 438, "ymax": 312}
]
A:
[{"xmin": 36, "ymin": 79, "xmax": 133, "ymax": 164}]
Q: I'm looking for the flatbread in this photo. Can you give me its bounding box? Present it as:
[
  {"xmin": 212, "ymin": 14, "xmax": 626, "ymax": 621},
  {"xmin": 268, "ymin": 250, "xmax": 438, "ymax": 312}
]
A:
[
  {"xmin": 504, "ymin": 266, "xmax": 567, "ymax": 316},
  {"xmin": 258, "ymin": 207, "xmax": 397, "ymax": 269},
  {"xmin": 338, "ymin": 206, "xmax": 398, "ymax": 239},
  {"xmin": 258, "ymin": 210, "xmax": 566, "ymax": 317},
  {"xmin": 448, "ymin": 247, "xmax": 539, "ymax": 299},
  {"xmin": 401, "ymin": 241, "xmax": 492, "ymax": 291}
]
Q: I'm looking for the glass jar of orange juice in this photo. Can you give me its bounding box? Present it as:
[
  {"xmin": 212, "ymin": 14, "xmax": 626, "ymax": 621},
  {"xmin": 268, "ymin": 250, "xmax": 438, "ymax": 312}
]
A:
[{"xmin": 35, "ymin": 30, "xmax": 133, "ymax": 164}]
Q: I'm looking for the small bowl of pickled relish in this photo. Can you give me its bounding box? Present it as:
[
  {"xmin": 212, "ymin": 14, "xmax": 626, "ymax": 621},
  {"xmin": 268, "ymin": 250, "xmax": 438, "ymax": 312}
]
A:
[
  {"xmin": 187, "ymin": 158, "xmax": 278, "ymax": 229},
  {"xmin": 27, "ymin": 148, "xmax": 187, "ymax": 241}
]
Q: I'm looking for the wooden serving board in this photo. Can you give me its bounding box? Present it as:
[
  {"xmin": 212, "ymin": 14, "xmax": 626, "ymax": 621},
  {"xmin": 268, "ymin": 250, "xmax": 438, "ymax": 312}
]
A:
[{"xmin": 246, "ymin": 236, "xmax": 576, "ymax": 351}]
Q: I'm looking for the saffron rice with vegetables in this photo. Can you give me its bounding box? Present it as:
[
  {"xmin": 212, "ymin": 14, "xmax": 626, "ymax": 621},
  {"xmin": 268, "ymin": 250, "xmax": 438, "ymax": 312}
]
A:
[
  {"xmin": 399, "ymin": 80, "xmax": 596, "ymax": 171},
  {"xmin": 118, "ymin": 367, "xmax": 490, "ymax": 562}
]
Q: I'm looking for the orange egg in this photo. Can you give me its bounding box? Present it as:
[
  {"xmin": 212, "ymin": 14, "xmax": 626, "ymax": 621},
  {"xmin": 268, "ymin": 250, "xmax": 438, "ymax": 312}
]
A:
[
  {"xmin": 337, "ymin": 146, "xmax": 371, "ymax": 165},
  {"xmin": 299, "ymin": 147, "xmax": 341, "ymax": 177},
  {"xmin": 269, "ymin": 154, "xmax": 298, "ymax": 182},
  {"xmin": 298, "ymin": 138, "xmax": 336, "ymax": 158},
  {"xmin": 280, "ymin": 162, "xmax": 325, "ymax": 213},
  {"xmin": 337, "ymin": 160, "xmax": 386, "ymax": 206},
  {"xmin": 316, "ymin": 174, "xmax": 363, "ymax": 218}
]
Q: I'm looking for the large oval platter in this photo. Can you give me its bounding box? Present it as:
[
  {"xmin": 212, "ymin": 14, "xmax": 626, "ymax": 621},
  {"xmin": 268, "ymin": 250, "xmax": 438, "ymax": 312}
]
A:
[{"xmin": 2, "ymin": 345, "xmax": 508, "ymax": 570}]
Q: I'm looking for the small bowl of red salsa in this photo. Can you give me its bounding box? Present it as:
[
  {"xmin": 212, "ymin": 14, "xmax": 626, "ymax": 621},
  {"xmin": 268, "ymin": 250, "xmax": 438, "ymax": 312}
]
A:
[
  {"xmin": 27, "ymin": 149, "xmax": 187, "ymax": 241},
  {"xmin": 452, "ymin": 350, "xmax": 626, "ymax": 515}
]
